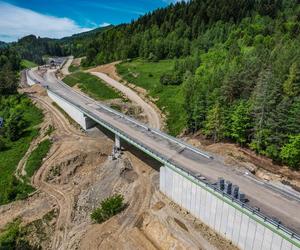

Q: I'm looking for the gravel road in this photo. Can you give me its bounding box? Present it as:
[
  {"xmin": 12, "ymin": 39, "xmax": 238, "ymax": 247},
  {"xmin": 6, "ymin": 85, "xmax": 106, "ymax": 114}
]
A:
[{"xmin": 90, "ymin": 71, "xmax": 161, "ymax": 129}]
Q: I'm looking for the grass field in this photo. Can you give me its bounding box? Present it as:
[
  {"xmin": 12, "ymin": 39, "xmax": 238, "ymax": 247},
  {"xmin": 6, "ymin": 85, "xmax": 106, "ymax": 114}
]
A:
[
  {"xmin": 117, "ymin": 59, "xmax": 186, "ymax": 135},
  {"xmin": 25, "ymin": 139, "xmax": 52, "ymax": 178},
  {"xmin": 69, "ymin": 64, "xmax": 80, "ymax": 73},
  {"xmin": 63, "ymin": 72, "xmax": 121, "ymax": 101},
  {"xmin": 20, "ymin": 59, "xmax": 37, "ymax": 69},
  {"xmin": 0, "ymin": 96, "xmax": 43, "ymax": 205}
]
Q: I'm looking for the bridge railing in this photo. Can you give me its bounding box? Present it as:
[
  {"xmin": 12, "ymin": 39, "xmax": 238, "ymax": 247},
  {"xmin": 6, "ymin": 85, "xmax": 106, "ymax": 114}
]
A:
[
  {"xmin": 28, "ymin": 70, "xmax": 300, "ymax": 244},
  {"xmin": 47, "ymin": 86, "xmax": 300, "ymax": 243},
  {"xmin": 55, "ymin": 76, "xmax": 213, "ymax": 160}
]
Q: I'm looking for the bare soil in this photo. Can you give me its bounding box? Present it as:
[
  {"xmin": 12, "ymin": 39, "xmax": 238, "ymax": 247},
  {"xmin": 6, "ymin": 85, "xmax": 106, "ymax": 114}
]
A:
[
  {"xmin": 185, "ymin": 134, "xmax": 300, "ymax": 189},
  {"xmin": 60, "ymin": 57, "xmax": 73, "ymax": 76},
  {"xmin": 88, "ymin": 62, "xmax": 165, "ymax": 130},
  {"xmin": 94, "ymin": 61, "xmax": 300, "ymax": 189},
  {"xmin": 0, "ymin": 83, "xmax": 238, "ymax": 250}
]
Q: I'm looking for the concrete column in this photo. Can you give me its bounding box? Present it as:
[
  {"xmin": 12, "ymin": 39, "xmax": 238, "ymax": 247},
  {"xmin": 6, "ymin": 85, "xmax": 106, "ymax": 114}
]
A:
[{"xmin": 115, "ymin": 134, "xmax": 121, "ymax": 149}]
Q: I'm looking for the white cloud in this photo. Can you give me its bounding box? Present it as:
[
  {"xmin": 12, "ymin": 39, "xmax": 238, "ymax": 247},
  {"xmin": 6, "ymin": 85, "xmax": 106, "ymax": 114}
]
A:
[
  {"xmin": 100, "ymin": 22, "xmax": 111, "ymax": 27},
  {"xmin": 0, "ymin": 1, "xmax": 93, "ymax": 42}
]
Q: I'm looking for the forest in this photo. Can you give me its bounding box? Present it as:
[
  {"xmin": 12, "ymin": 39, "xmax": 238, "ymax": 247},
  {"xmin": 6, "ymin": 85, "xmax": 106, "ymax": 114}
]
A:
[
  {"xmin": 0, "ymin": 0, "xmax": 299, "ymax": 169},
  {"xmin": 75, "ymin": 0, "xmax": 300, "ymax": 169},
  {"xmin": 0, "ymin": 40, "xmax": 44, "ymax": 205}
]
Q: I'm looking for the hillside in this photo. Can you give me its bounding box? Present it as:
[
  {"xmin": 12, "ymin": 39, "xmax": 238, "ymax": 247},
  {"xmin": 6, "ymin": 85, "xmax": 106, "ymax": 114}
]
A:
[
  {"xmin": 1, "ymin": 0, "xmax": 299, "ymax": 168},
  {"xmin": 61, "ymin": 25, "xmax": 113, "ymax": 42},
  {"xmin": 0, "ymin": 41, "xmax": 7, "ymax": 49},
  {"xmin": 0, "ymin": 25, "xmax": 112, "ymax": 65},
  {"xmin": 76, "ymin": 0, "xmax": 300, "ymax": 169},
  {"xmin": 60, "ymin": 25, "xmax": 114, "ymax": 57}
]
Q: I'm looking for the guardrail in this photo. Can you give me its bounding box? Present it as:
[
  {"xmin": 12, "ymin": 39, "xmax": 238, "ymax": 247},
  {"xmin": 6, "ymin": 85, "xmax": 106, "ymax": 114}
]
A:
[
  {"xmin": 46, "ymin": 86, "xmax": 300, "ymax": 244},
  {"xmin": 55, "ymin": 77, "xmax": 213, "ymax": 160},
  {"xmin": 27, "ymin": 69, "xmax": 300, "ymax": 245}
]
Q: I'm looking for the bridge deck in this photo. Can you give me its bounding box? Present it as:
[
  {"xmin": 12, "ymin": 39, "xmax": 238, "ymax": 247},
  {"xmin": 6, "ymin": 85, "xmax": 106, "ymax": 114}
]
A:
[{"xmin": 28, "ymin": 69, "xmax": 300, "ymax": 235}]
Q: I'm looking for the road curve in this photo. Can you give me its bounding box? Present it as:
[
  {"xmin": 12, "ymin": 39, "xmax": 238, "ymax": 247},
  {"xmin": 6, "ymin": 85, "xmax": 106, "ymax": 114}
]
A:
[
  {"xmin": 28, "ymin": 68, "xmax": 300, "ymax": 235},
  {"xmin": 90, "ymin": 71, "xmax": 161, "ymax": 129},
  {"xmin": 60, "ymin": 56, "xmax": 73, "ymax": 76}
]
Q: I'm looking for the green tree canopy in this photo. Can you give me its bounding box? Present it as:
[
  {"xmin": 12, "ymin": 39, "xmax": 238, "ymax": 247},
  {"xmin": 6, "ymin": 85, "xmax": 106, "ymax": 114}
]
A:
[{"xmin": 280, "ymin": 135, "xmax": 300, "ymax": 170}]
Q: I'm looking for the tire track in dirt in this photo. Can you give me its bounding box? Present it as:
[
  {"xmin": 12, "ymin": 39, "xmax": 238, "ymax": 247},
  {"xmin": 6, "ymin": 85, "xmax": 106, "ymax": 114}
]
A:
[
  {"xmin": 117, "ymin": 153, "xmax": 153, "ymax": 232},
  {"xmin": 25, "ymin": 88, "xmax": 89, "ymax": 249},
  {"xmin": 88, "ymin": 62, "xmax": 164, "ymax": 130}
]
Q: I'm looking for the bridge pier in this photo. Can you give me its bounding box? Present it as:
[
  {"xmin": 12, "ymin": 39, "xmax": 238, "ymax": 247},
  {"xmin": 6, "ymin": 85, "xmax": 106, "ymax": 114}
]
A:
[
  {"xmin": 112, "ymin": 134, "xmax": 121, "ymax": 159},
  {"xmin": 115, "ymin": 134, "xmax": 121, "ymax": 149}
]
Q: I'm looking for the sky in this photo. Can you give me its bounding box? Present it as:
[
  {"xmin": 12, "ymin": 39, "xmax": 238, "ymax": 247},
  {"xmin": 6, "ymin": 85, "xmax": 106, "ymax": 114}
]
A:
[{"xmin": 0, "ymin": 0, "xmax": 183, "ymax": 42}]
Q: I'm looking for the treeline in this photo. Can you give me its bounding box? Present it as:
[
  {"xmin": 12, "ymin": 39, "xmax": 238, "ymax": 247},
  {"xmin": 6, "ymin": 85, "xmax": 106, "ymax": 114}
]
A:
[
  {"xmin": 0, "ymin": 34, "xmax": 65, "ymax": 95},
  {"xmin": 77, "ymin": 0, "xmax": 282, "ymax": 66},
  {"xmin": 80, "ymin": 0, "xmax": 299, "ymax": 168},
  {"xmin": 0, "ymin": 46, "xmax": 20, "ymax": 95},
  {"xmin": 12, "ymin": 35, "xmax": 64, "ymax": 64},
  {"xmin": 181, "ymin": 3, "xmax": 300, "ymax": 169},
  {"xmin": 0, "ymin": 46, "xmax": 44, "ymax": 204},
  {"xmin": 61, "ymin": 25, "xmax": 113, "ymax": 57}
]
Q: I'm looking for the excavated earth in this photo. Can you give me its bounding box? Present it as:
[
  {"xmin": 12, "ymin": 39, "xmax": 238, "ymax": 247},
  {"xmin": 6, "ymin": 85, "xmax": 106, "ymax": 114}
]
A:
[
  {"xmin": 0, "ymin": 84, "xmax": 238, "ymax": 250},
  {"xmin": 92, "ymin": 61, "xmax": 300, "ymax": 191}
]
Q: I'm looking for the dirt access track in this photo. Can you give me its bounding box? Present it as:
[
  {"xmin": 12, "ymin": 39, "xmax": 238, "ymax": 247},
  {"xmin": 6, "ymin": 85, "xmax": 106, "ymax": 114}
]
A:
[
  {"xmin": 0, "ymin": 83, "xmax": 237, "ymax": 249},
  {"xmin": 88, "ymin": 62, "xmax": 164, "ymax": 130},
  {"xmin": 89, "ymin": 61, "xmax": 300, "ymax": 194}
]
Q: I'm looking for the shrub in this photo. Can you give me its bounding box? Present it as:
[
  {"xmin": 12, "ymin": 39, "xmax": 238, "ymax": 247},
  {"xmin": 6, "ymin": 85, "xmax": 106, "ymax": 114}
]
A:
[
  {"xmin": 0, "ymin": 220, "xmax": 32, "ymax": 249},
  {"xmin": 45, "ymin": 125, "xmax": 55, "ymax": 136},
  {"xmin": 280, "ymin": 135, "xmax": 300, "ymax": 170},
  {"xmin": 160, "ymin": 72, "xmax": 182, "ymax": 85},
  {"xmin": 5, "ymin": 110, "xmax": 27, "ymax": 141},
  {"xmin": 147, "ymin": 53, "xmax": 159, "ymax": 62},
  {"xmin": 0, "ymin": 137, "xmax": 5, "ymax": 151},
  {"xmin": 25, "ymin": 139, "xmax": 52, "ymax": 178},
  {"xmin": 91, "ymin": 194, "xmax": 125, "ymax": 223}
]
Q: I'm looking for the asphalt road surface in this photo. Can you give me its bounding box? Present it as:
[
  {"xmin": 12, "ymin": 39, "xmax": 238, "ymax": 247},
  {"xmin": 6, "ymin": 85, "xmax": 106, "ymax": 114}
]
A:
[{"xmin": 28, "ymin": 68, "xmax": 300, "ymax": 234}]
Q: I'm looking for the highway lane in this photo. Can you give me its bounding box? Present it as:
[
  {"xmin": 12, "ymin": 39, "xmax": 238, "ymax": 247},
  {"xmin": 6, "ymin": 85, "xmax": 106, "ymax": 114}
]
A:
[{"xmin": 28, "ymin": 68, "xmax": 300, "ymax": 234}]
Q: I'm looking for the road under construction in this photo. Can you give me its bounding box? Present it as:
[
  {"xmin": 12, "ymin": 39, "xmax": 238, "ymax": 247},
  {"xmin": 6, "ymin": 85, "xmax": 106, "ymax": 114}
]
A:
[{"xmin": 26, "ymin": 59, "xmax": 300, "ymax": 249}]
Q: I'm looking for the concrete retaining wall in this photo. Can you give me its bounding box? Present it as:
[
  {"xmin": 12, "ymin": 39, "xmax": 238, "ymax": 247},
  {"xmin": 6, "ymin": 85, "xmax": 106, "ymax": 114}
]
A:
[
  {"xmin": 47, "ymin": 90, "xmax": 95, "ymax": 130},
  {"xmin": 160, "ymin": 166, "xmax": 300, "ymax": 250},
  {"xmin": 26, "ymin": 72, "xmax": 36, "ymax": 86}
]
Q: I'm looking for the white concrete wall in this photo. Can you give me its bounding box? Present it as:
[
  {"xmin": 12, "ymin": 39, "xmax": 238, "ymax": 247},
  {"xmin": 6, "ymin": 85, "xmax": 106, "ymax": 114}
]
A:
[
  {"xmin": 47, "ymin": 90, "xmax": 95, "ymax": 130},
  {"xmin": 26, "ymin": 73, "xmax": 36, "ymax": 86},
  {"xmin": 160, "ymin": 166, "xmax": 300, "ymax": 250}
]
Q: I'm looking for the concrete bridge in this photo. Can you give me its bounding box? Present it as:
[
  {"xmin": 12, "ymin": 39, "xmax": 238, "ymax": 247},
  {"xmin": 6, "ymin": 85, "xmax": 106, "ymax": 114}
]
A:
[{"xmin": 26, "ymin": 65, "xmax": 300, "ymax": 250}]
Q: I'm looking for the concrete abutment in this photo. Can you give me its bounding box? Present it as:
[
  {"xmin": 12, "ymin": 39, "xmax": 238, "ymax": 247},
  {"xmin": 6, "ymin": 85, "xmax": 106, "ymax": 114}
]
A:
[
  {"xmin": 159, "ymin": 165, "xmax": 300, "ymax": 250},
  {"xmin": 47, "ymin": 90, "xmax": 96, "ymax": 130}
]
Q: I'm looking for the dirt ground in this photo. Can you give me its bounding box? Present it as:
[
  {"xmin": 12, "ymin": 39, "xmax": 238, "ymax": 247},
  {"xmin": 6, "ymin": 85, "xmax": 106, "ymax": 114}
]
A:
[
  {"xmin": 185, "ymin": 134, "xmax": 300, "ymax": 190},
  {"xmin": 0, "ymin": 83, "xmax": 238, "ymax": 250},
  {"xmin": 6, "ymin": 60, "xmax": 297, "ymax": 249},
  {"xmin": 91, "ymin": 61, "xmax": 300, "ymax": 190},
  {"xmin": 88, "ymin": 62, "xmax": 166, "ymax": 130}
]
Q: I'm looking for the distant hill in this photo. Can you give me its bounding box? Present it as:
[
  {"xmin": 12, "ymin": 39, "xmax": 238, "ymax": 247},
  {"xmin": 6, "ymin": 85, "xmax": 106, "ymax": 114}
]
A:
[
  {"xmin": 60, "ymin": 25, "xmax": 113, "ymax": 57},
  {"xmin": 0, "ymin": 25, "xmax": 113, "ymax": 64},
  {"xmin": 13, "ymin": 35, "xmax": 64, "ymax": 64},
  {"xmin": 0, "ymin": 41, "xmax": 7, "ymax": 49},
  {"xmin": 61, "ymin": 25, "xmax": 113, "ymax": 42}
]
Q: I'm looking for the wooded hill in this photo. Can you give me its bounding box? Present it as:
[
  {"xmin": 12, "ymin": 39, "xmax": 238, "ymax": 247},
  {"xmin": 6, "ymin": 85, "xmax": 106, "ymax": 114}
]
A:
[
  {"xmin": 77, "ymin": 0, "xmax": 300, "ymax": 169},
  {"xmin": 0, "ymin": 0, "xmax": 299, "ymax": 168}
]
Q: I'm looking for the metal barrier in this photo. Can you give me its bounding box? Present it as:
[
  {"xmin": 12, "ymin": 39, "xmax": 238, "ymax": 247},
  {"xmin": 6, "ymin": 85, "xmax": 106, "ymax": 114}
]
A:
[
  {"xmin": 55, "ymin": 77, "xmax": 213, "ymax": 160},
  {"xmin": 27, "ymin": 69, "xmax": 300, "ymax": 245},
  {"xmin": 46, "ymin": 87, "xmax": 300, "ymax": 244}
]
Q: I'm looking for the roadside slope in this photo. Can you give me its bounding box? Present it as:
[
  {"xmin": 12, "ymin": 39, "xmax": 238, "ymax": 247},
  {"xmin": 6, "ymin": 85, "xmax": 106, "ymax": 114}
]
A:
[
  {"xmin": 60, "ymin": 56, "xmax": 73, "ymax": 76},
  {"xmin": 88, "ymin": 63, "xmax": 163, "ymax": 130}
]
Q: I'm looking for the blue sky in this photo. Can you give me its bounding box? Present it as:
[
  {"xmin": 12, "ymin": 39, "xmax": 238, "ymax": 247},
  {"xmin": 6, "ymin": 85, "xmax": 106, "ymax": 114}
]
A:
[{"xmin": 0, "ymin": 0, "xmax": 181, "ymax": 42}]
